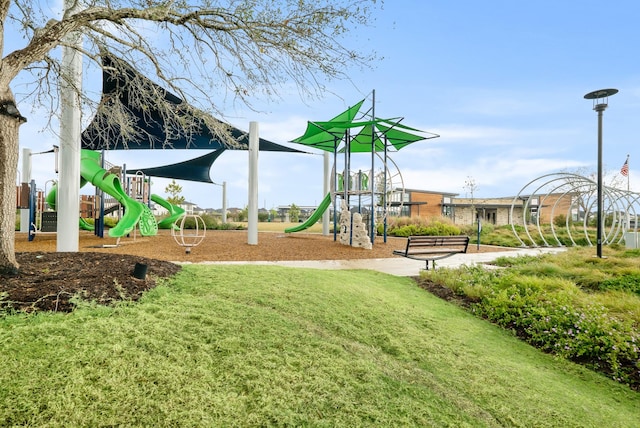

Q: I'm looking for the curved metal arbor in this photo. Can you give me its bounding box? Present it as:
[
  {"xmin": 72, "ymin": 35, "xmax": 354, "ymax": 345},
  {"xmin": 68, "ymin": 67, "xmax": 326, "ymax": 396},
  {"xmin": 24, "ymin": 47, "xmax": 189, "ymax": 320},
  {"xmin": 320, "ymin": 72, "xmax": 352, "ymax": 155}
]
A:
[{"xmin": 510, "ymin": 172, "xmax": 640, "ymax": 247}]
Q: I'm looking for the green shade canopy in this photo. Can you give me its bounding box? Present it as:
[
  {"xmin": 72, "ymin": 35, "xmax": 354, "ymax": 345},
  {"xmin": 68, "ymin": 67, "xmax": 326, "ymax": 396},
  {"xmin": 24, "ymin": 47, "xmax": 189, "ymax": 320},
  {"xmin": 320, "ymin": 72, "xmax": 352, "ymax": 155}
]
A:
[
  {"xmin": 290, "ymin": 100, "xmax": 366, "ymax": 150},
  {"xmin": 291, "ymin": 100, "xmax": 438, "ymax": 153},
  {"xmin": 347, "ymin": 118, "xmax": 439, "ymax": 153}
]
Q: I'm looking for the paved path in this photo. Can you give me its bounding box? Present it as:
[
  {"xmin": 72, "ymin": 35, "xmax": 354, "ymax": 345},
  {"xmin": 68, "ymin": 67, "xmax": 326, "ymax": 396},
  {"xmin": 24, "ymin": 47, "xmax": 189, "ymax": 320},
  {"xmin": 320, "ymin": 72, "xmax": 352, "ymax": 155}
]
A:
[{"xmin": 187, "ymin": 247, "xmax": 566, "ymax": 277}]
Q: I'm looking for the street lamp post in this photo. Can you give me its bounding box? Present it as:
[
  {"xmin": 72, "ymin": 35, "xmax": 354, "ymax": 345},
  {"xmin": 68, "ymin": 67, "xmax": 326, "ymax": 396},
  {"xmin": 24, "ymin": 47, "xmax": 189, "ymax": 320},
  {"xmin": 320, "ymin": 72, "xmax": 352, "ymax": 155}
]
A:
[{"xmin": 584, "ymin": 88, "xmax": 618, "ymax": 258}]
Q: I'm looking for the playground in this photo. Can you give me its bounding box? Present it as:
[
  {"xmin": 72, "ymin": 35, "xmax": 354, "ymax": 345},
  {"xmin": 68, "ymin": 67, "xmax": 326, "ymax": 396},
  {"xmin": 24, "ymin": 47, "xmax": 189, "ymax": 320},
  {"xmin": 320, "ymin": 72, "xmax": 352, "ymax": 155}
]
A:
[{"xmin": 6, "ymin": 55, "xmax": 504, "ymax": 312}]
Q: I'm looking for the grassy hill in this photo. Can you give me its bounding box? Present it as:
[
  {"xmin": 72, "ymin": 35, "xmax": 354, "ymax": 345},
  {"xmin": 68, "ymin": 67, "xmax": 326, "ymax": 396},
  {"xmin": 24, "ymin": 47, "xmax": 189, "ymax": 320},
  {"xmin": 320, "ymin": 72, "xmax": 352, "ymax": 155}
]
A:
[{"xmin": 1, "ymin": 265, "xmax": 638, "ymax": 426}]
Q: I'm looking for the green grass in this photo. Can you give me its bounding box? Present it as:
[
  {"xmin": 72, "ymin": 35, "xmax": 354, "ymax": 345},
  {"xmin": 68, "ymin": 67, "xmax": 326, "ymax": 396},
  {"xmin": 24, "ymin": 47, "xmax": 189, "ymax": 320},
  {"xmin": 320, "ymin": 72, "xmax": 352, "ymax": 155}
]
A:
[{"xmin": 1, "ymin": 265, "xmax": 638, "ymax": 427}]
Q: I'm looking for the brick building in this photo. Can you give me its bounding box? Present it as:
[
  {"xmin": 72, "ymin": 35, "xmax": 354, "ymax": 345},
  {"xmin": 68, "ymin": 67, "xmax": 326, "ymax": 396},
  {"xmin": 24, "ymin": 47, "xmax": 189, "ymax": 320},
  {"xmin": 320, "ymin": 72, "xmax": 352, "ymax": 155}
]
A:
[{"xmin": 390, "ymin": 188, "xmax": 575, "ymax": 227}]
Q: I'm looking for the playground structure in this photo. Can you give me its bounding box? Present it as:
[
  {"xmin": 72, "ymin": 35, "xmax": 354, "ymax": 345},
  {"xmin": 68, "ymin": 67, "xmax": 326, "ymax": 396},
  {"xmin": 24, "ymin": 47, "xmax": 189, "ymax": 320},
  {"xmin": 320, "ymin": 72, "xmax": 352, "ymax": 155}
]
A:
[
  {"xmin": 18, "ymin": 54, "xmax": 304, "ymax": 249},
  {"xmin": 509, "ymin": 172, "xmax": 640, "ymax": 248},
  {"xmin": 288, "ymin": 93, "xmax": 439, "ymax": 245},
  {"xmin": 172, "ymin": 214, "xmax": 207, "ymax": 254},
  {"xmin": 21, "ymin": 148, "xmax": 186, "ymax": 243}
]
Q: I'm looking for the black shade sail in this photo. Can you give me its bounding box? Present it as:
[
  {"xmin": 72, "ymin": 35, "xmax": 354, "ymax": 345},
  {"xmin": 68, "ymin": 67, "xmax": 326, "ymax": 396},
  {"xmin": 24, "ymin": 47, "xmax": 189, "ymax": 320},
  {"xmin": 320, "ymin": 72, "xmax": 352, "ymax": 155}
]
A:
[
  {"xmin": 81, "ymin": 55, "xmax": 303, "ymax": 153},
  {"xmin": 129, "ymin": 149, "xmax": 226, "ymax": 183}
]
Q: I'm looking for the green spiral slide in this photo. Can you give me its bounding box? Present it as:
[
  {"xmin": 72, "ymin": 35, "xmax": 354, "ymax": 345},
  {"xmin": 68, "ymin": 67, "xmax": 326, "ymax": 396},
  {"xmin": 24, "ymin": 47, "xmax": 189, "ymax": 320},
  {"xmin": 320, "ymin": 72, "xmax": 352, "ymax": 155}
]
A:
[
  {"xmin": 284, "ymin": 193, "xmax": 332, "ymax": 233},
  {"xmin": 47, "ymin": 150, "xmax": 158, "ymax": 238},
  {"xmin": 151, "ymin": 194, "xmax": 185, "ymax": 229},
  {"xmin": 82, "ymin": 150, "xmax": 159, "ymax": 237}
]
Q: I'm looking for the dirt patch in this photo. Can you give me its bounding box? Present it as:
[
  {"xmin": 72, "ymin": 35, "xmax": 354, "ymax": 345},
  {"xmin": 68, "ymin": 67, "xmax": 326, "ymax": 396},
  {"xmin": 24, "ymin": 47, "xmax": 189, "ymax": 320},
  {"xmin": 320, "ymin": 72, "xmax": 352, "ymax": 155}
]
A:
[
  {"xmin": 3, "ymin": 230, "xmax": 510, "ymax": 313},
  {"xmin": 3, "ymin": 252, "xmax": 180, "ymax": 313}
]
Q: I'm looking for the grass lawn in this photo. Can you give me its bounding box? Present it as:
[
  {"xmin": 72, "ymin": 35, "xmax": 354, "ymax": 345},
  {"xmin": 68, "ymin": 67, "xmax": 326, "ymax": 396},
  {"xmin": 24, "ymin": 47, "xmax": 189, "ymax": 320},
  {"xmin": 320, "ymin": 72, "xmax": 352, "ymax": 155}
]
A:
[
  {"xmin": 1, "ymin": 265, "xmax": 638, "ymax": 427},
  {"xmin": 248, "ymin": 221, "xmax": 324, "ymax": 233}
]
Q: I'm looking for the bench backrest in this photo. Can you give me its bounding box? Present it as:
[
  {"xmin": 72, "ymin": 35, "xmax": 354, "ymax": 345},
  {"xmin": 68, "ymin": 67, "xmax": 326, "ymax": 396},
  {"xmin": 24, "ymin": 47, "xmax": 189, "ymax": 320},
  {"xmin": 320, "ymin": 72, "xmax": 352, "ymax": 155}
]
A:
[{"xmin": 405, "ymin": 235, "xmax": 469, "ymax": 251}]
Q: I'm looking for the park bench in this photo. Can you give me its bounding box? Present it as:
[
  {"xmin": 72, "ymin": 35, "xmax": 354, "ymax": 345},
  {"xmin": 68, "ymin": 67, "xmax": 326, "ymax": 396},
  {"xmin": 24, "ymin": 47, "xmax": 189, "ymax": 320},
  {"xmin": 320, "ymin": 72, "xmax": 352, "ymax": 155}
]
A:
[{"xmin": 393, "ymin": 235, "xmax": 470, "ymax": 270}]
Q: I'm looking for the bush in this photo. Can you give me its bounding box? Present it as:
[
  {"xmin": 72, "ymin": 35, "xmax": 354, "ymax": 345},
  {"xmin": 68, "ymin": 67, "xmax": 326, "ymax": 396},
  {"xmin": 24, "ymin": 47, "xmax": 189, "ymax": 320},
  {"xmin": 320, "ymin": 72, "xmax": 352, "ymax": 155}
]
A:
[
  {"xmin": 178, "ymin": 214, "xmax": 245, "ymax": 230},
  {"xmin": 472, "ymin": 293, "xmax": 639, "ymax": 389},
  {"xmin": 553, "ymin": 214, "xmax": 567, "ymax": 227},
  {"xmin": 596, "ymin": 274, "xmax": 640, "ymax": 295},
  {"xmin": 382, "ymin": 216, "xmax": 461, "ymax": 237},
  {"xmin": 422, "ymin": 245, "xmax": 640, "ymax": 390}
]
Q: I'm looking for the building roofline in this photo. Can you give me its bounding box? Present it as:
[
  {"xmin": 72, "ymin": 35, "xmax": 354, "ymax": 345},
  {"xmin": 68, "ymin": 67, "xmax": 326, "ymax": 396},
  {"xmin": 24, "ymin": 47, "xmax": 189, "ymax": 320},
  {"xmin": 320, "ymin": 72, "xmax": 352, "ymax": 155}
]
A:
[{"xmin": 400, "ymin": 188, "xmax": 459, "ymax": 196}]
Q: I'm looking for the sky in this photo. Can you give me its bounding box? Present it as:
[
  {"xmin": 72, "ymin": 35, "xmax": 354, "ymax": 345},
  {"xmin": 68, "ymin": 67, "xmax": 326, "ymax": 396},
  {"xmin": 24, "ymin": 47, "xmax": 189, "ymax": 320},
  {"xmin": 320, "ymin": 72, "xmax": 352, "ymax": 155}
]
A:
[{"xmin": 10, "ymin": 1, "xmax": 640, "ymax": 211}]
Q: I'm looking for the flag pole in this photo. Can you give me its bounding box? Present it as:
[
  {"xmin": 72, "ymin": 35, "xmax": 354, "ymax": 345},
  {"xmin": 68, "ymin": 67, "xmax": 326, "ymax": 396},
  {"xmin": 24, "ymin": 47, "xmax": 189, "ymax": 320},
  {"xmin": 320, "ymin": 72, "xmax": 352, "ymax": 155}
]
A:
[
  {"xmin": 625, "ymin": 154, "xmax": 630, "ymax": 232},
  {"xmin": 627, "ymin": 154, "xmax": 630, "ymax": 192}
]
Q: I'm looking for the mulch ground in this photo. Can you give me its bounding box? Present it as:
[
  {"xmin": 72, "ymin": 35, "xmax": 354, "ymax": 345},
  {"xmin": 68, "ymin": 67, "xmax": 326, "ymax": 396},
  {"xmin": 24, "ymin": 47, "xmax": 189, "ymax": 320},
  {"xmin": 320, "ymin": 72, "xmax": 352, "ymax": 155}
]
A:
[{"xmin": 3, "ymin": 230, "xmax": 509, "ymax": 313}]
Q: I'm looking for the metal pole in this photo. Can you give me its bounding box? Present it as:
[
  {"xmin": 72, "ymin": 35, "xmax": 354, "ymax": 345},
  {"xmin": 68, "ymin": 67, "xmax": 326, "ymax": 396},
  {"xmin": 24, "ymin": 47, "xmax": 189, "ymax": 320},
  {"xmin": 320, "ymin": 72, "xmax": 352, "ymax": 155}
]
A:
[
  {"xmin": 248, "ymin": 121, "xmax": 259, "ymax": 245},
  {"xmin": 370, "ymin": 89, "xmax": 376, "ymax": 244},
  {"xmin": 584, "ymin": 88, "xmax": 617, "ymax": 258},
  {"xmin": 222, "ymin": 181, "xmax": 227, "ymax": 224},
  {"xmin": 595, "ymin": 104, "xmax": 606, "ymax": 258},
  {"xmin": 57, "ymin": 0, "xmax": 83, "ymax": 251},
  {"xmin": 20, "ymin": 148, "xmax": 32, "ymax": 232},
  {"xmin": 322, "ymin": 152, "xmax": 330, "ymax": 236}
]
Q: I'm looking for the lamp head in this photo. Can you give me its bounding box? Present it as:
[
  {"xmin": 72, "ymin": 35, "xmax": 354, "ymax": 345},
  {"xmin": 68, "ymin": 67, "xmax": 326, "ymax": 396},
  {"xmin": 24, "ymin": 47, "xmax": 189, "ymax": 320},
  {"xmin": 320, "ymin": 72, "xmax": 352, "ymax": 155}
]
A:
[{"xmin": 584, "ymin": 88, "xmax": 618, "ymax": 111}]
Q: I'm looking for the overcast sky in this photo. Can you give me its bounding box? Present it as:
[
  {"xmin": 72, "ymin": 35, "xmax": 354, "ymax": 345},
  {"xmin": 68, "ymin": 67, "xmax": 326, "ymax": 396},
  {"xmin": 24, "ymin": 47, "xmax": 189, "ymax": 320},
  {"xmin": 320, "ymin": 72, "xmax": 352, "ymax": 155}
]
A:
[{"xmin": 11, "ymin": 1, "xmax": 640, "ymax": 210}]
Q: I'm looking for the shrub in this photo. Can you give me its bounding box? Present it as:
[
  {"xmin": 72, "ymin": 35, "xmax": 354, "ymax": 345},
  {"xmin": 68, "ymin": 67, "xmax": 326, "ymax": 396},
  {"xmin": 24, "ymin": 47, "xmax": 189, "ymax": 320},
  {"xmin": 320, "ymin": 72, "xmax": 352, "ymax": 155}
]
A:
[
  {"xmin": 383, "ymin": 216, "xmax": 461, "ymax": 237},
  {"xmin": 597, "ymin": 274, "xmax": 640, "ymax": 295},
  {"xmin": 177, "ymin": 214, "xmax": 246, "ymax": 230},
  {"xmin": 553, "ymin": 214, "xmax": 567, "ymax": 227},
  {"xmin": 423, "ymin": 246, "xmax": 640, "ymax": 390},
  {"xmin": 473, "ymin": 294, "xmax": 639, "ymax": 389}
]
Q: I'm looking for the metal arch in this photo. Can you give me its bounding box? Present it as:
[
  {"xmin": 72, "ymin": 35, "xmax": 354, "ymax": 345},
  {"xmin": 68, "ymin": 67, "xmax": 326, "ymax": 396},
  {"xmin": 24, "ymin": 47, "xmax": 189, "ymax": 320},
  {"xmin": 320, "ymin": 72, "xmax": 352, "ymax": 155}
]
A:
[
  {"xmin": 564, "ymin": 179, "xmax": 597, "ymax": 247},
  {"xmin": 510, "ymin": 172, "xmax": 640, "ymax": 248},
  {"xmin": 534, "ymin": 177, "xmax": 583, "ymax": 247},
  {"xmin": 376, "ymin": 152, "xmax": 405, "ymax": 222},
  {"xmin": 512, "ymin": 173, "xmax": 591, "ymax": 247},
  {"xmin": 509, "ymin": 172, "xmax": 589, "ymax": 247}
]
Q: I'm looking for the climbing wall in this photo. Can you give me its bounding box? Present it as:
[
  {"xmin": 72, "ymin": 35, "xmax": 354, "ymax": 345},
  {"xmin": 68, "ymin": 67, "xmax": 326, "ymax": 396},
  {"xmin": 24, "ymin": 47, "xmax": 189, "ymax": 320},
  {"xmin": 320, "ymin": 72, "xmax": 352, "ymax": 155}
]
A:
[
  {"xmin": 338, "ymin": 200, "xmax": 372, "ymax": 250},
  {"xmin": 351, "ymin": 212, "xmax": 372, "ymax": 249},
  {"xmin": 339, "ymin": 200, "xmax": 351, "ymax": 246}
]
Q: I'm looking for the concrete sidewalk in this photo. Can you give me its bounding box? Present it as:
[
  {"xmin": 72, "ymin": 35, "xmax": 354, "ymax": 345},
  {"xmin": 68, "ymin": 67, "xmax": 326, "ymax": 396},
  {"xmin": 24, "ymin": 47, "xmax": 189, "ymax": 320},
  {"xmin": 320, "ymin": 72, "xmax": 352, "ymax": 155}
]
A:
[{"xmin": 188, "ymin": 247, "xmax": 566, "ymax": 276}]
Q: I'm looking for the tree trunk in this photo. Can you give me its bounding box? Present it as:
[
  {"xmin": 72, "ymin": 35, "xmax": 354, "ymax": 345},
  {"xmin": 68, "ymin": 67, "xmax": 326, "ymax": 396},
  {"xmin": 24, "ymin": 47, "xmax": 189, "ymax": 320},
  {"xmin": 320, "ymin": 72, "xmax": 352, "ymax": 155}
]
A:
[{"xmin": 0, "ymin": 90, "xmax": 24, "ymax": 275}]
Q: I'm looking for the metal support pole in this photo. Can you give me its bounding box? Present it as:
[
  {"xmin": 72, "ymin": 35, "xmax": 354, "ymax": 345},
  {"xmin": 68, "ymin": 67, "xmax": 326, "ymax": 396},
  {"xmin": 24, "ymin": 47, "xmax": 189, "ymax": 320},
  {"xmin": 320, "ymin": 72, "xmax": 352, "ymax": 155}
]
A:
[
  {"xmin": 322, "ymin": 152, "xmax": 330, "ymax": 236},
  {"xmin": 20, "ymin": 148, "xmax": 32, "ymax": 232},
  {"xmin": 248, "ymin": 122, "xmax": 259, "ymax": 245},
  {"xmin": 222, "ymin": 181, "xmax": 227, "ymax": 224},
  {"xmin": 595, "ymin": 103, "xmax": 606, "ymax": 258},
  {"xmin": 57, "ymin": 2, "xmax": 83, "ymax": 251},
  {"xmin": 584, "ymin": 88, "xmax": 617, "ymax": 259}
]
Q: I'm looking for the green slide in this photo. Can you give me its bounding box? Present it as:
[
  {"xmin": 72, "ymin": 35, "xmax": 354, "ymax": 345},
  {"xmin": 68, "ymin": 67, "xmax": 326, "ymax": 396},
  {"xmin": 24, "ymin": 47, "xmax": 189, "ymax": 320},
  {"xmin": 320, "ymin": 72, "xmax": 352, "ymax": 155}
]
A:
[
  {"xmin": 45, "ymin": 150, "xmax": 158, "ymax": 237},
  {"xmin": 80, "ymin": 150, "xmax": 157, "ymax": 238},
  {"xmin": 79, "ymin": 217, "xmax": 94, "ymax": 231},
  {"xmin": 285, "ymin": 193, "xmax": 332, "ymax": 233},
  {"xmin": 44, "ymin": 187, "xmax": 95, "ymax": 231},
  {"xmin": 151, "ymin": 194, "xmax": 185, "ymax": 229}
]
